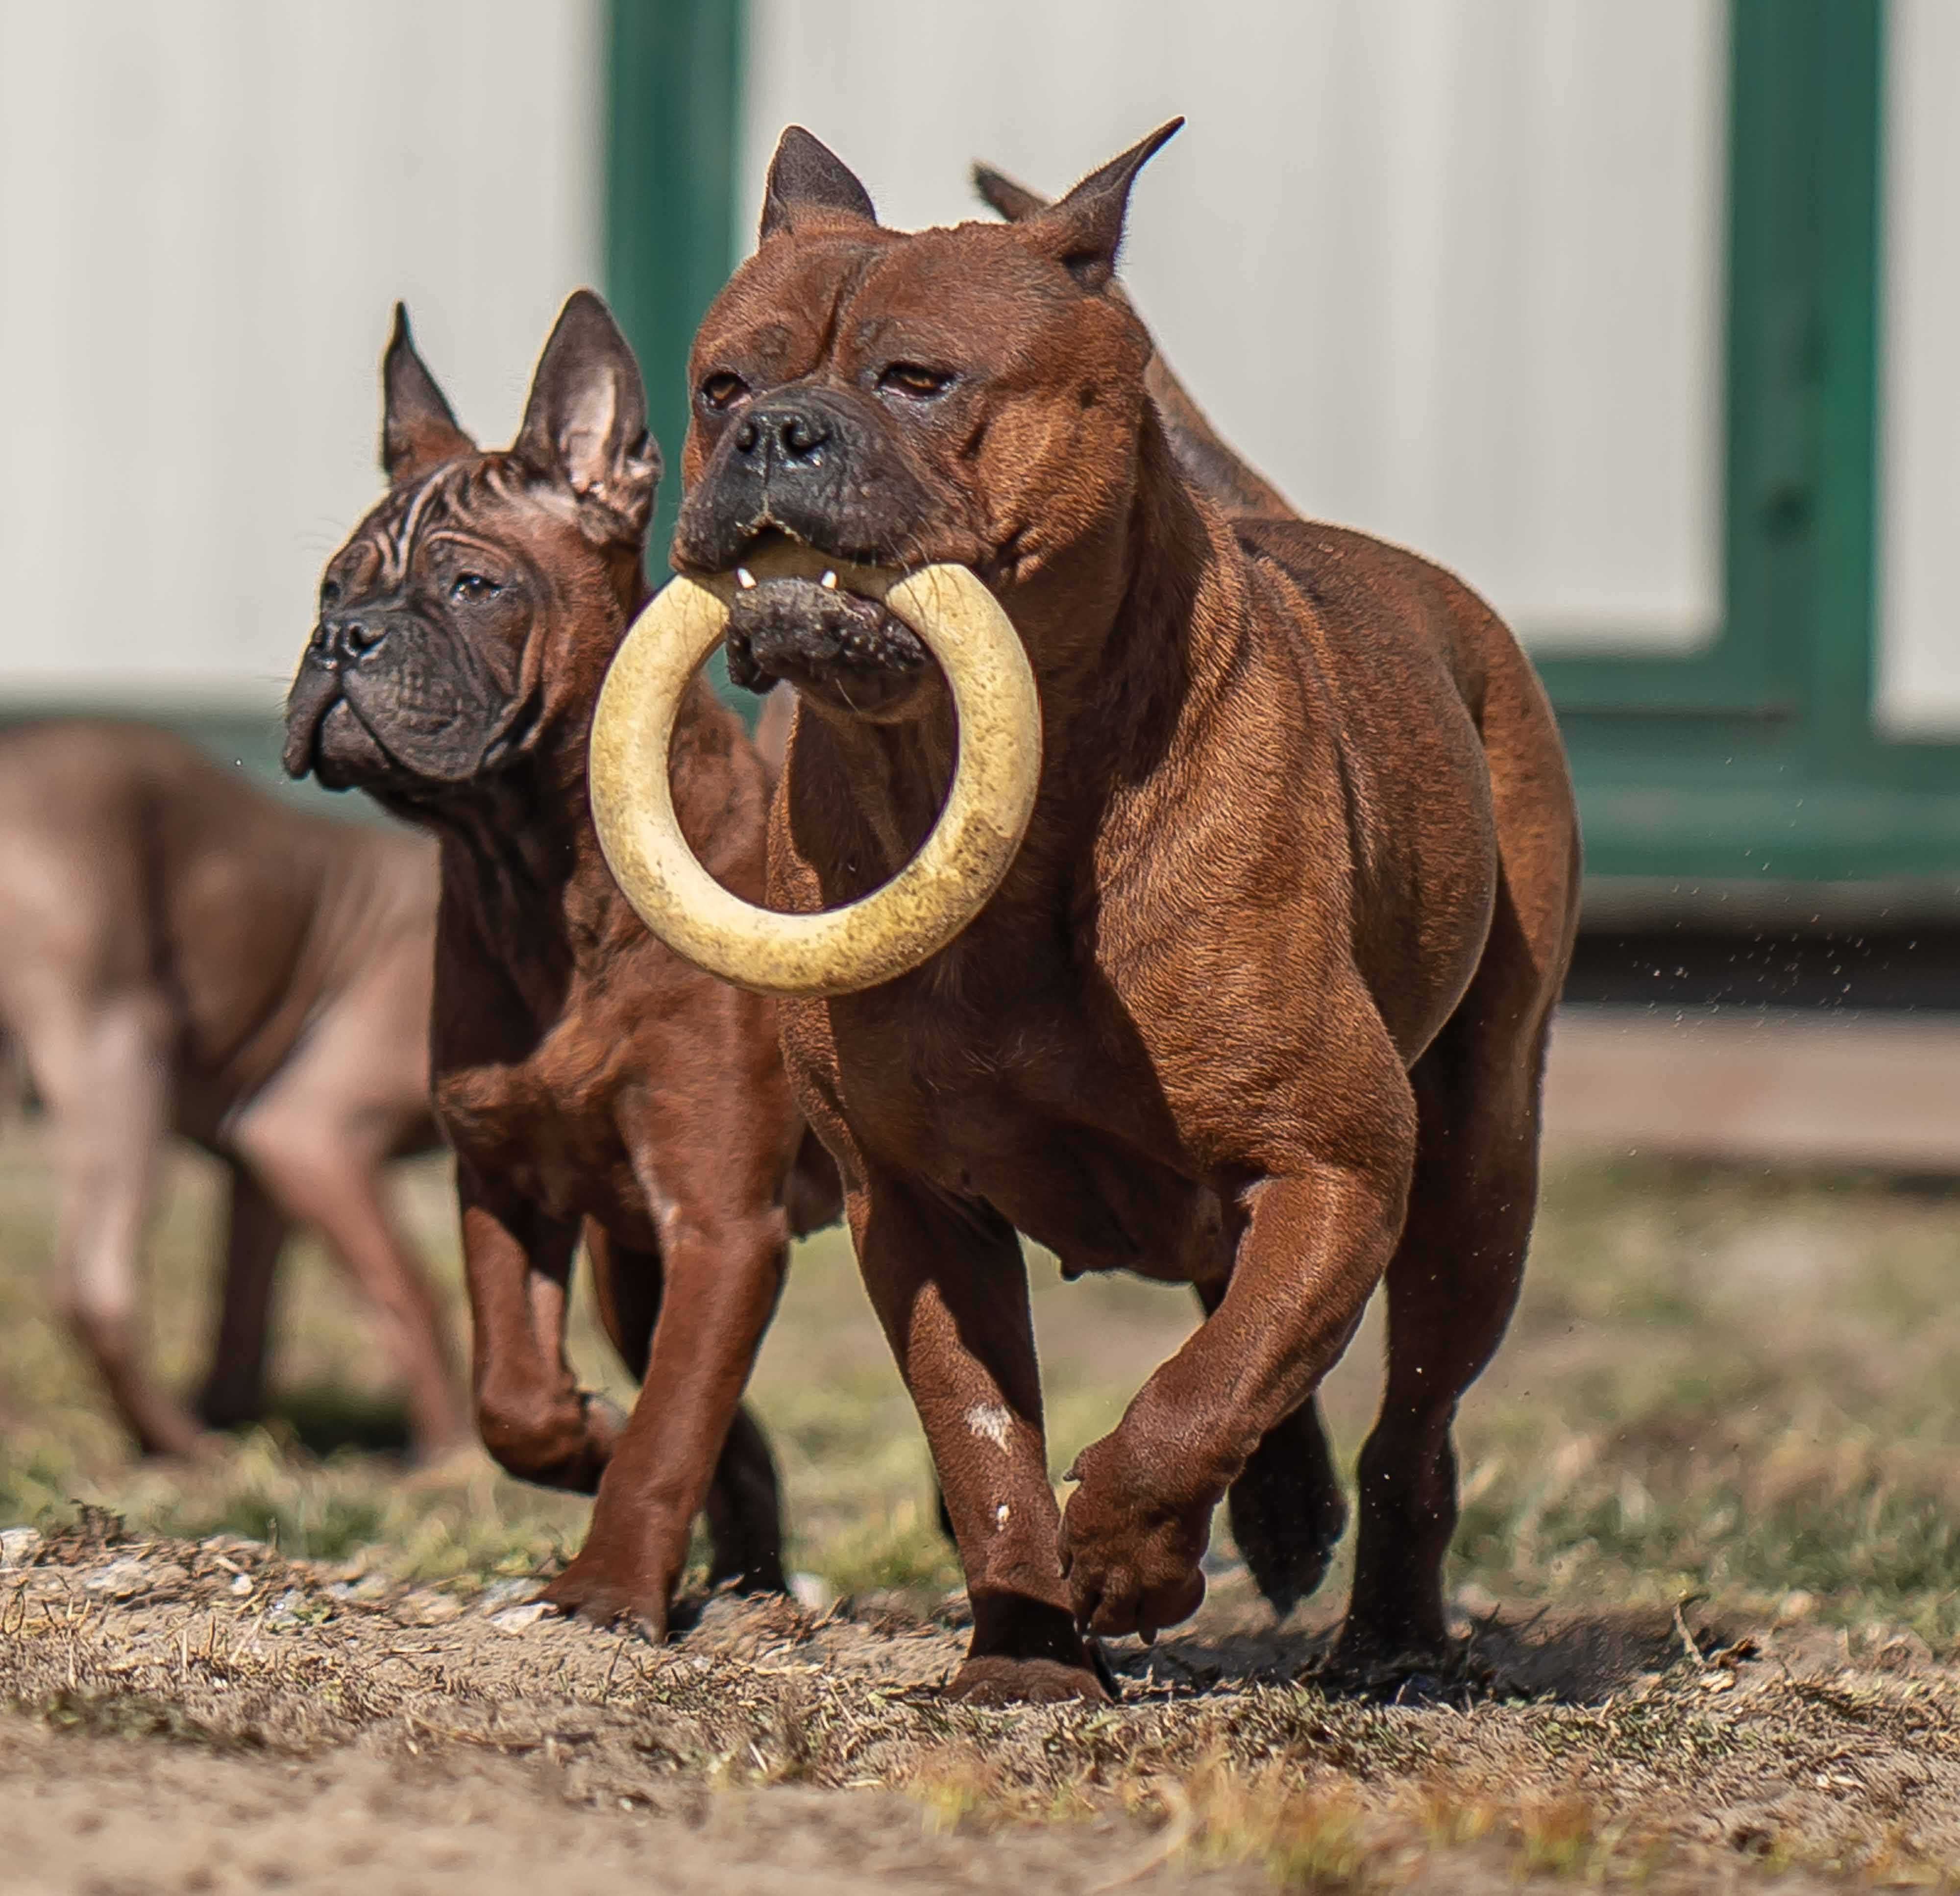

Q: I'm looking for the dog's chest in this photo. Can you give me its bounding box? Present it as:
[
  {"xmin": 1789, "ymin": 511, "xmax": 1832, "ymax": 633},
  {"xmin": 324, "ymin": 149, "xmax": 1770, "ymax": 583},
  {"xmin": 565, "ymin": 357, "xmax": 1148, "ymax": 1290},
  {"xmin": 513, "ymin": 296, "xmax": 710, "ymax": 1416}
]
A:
[{"xmin": 815, "ymin": 988, "xmax": 1228, "ymax": 1286}]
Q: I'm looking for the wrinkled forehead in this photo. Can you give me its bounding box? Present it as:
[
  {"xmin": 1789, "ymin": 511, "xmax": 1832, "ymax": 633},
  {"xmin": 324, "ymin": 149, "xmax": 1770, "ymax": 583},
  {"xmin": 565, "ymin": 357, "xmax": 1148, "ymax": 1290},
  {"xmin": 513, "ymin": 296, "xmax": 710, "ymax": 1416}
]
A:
[
  {"xmin": 696, "ymin": 223, "xmax": 1082, "ymax": 377},
  {"xmin": 331, "ymin": 456, "xmax": 571, "ymax": 590}
]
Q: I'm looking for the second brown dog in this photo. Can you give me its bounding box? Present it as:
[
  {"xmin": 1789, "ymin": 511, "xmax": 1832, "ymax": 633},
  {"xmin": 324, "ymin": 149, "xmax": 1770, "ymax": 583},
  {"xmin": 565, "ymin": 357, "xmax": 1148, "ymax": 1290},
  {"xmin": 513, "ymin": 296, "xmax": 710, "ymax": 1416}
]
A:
[{"xmin": 284, "ymin": 294, "xmax": 838, "ymax": 1631}]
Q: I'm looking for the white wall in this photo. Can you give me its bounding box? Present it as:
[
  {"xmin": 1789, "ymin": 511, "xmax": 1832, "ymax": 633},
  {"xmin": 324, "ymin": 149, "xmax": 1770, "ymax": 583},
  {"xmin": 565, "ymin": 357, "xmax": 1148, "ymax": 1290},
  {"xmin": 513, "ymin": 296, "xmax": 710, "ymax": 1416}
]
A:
[
  {"xmin": 1876, "ymin": 0, "xmax": 1960, "ymax": 738},
  {"xmin": 741, "ymin": 0, "xmax": 1729, "ymax": 653},
  {"xmin": 0, "ymin": 0, "xmax": 601, "ymax": 709}
]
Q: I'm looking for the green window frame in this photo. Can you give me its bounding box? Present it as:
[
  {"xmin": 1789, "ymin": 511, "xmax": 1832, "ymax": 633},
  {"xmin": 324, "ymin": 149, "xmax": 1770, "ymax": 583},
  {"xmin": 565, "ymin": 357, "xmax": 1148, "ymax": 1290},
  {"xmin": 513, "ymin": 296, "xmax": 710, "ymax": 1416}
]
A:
[{"xmin": 605, "ymin": 0, "xmax": 1960, "ymax": 893}]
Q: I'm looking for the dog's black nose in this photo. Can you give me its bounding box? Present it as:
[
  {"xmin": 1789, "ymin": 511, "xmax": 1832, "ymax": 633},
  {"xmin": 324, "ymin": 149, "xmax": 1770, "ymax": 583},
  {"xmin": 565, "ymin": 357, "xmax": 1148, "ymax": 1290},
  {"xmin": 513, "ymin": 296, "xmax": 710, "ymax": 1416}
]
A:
[
  {"xmin": 735, "ymin": 400, "xmax": 834, "ymax": 471},
  {"xmin": 318, "ymin": 616, "xmax": 386, "ymax": 664}
]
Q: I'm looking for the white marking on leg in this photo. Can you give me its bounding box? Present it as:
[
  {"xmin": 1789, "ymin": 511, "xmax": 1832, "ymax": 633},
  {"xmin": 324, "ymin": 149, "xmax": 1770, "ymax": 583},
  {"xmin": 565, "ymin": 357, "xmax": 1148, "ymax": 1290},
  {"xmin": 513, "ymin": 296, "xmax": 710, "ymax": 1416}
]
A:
[{"xmin": 965, "ymin": 1402, "xmax": 1012, "ymax": 1450}]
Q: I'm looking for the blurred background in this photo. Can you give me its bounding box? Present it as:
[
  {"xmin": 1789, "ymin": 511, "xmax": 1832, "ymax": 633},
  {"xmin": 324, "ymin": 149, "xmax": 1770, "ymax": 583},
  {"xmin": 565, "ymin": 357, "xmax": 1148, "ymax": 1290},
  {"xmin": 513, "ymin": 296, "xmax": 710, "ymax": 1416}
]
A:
[
  {"xmin": 2, "ymin": 0, "xmax": 1960, "ymax": 1671},
  {"xmin": 5, "ymin": 0, "xmax": 1957, "ymax": 1165}
]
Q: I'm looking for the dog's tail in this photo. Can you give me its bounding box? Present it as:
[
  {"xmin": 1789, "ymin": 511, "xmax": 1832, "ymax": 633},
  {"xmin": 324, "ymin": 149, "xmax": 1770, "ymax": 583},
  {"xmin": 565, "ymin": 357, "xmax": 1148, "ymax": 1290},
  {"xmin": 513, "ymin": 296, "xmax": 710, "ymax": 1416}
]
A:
[{"xmin": 752, "ymin": 684, "xmax": 797, "ymax": 784}]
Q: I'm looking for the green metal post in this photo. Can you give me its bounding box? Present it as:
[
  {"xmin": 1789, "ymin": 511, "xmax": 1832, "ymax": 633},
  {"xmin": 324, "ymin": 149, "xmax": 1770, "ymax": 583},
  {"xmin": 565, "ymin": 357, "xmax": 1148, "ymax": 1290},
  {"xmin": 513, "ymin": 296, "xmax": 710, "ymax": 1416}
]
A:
[{"xmin": 604, "ymin": 0, "xmax": 747, "ymax": 569}]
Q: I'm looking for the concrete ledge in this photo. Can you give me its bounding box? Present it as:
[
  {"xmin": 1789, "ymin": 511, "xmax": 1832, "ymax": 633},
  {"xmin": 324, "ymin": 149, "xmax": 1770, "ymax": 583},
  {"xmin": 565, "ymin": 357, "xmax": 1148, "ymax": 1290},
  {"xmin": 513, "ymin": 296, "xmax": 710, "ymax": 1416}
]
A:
[{"xmin": 1544, "ymin": 1006, "xmax": 1960, "ymax": 1169}]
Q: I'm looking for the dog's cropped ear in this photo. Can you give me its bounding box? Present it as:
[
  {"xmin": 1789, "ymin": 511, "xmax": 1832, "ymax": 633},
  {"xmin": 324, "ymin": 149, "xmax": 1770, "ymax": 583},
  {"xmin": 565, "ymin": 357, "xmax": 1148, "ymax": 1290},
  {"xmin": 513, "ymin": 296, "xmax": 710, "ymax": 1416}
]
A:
[
  {"xmin": 760, "ymin": 125, "xmax": 877, "ymax": 242},
  {"xmin": 513, "ymin": 290, "xmax": 660, "ymax": 545},
  {"xmin": 971, "ymin": 162, "xmax": 1048, "ymax": 225},
  {"xmin": 1008, "ymin": 119, "xmax": 1182, "ymax": 292},
  {"xmin": 382, "ymin": 304, "xmax": 476, "ymax": 485}
]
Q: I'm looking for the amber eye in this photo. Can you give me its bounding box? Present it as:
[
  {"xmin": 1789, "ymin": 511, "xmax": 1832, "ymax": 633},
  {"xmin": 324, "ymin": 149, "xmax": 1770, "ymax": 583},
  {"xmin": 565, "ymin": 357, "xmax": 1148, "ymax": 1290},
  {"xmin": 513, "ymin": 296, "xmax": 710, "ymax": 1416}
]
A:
[
  {"xmin": 319, "ymin": 577, "xmax": 342, "ymax": 609},
  {"xmin": 450, "ymin": 572, "xmax": 502, "ymax": 604},
  {"xmin": 699, "ymin": 370, "xmax": 749, "ymax": 412},
  {"xmin": 879, "ymin": 362, "xmax": 955, "ymax": 399}
]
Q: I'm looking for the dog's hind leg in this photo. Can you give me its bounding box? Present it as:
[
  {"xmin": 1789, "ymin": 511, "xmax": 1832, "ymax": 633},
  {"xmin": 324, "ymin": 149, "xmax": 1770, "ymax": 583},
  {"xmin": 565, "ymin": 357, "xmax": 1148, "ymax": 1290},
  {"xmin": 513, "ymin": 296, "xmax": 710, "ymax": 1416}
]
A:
[
  {"xmin": 1333, "ymin": 885, "xmax": 1564, "ymax": 1675},
  {"xmin": 1202, "ymin": 1273, "xmax": 1349, "ymax": 1617},
  {"xmin": 194, "ymin": 1162, "xmax": 291, "ymax": 1431},
  {"xmin": 701, "ymin": 1401, "xmax": 786, "ymax": 1595},
  {"xmin": 237, "ymin": 1127, "xmax": 466, "ymax": 1460}
]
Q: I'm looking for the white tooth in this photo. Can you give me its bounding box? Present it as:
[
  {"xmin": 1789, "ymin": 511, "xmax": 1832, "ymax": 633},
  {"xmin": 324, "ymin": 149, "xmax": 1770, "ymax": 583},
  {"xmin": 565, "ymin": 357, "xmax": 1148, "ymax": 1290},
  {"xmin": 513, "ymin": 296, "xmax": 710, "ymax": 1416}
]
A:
[
  {"xmin": 736, "ymin": 567, "xmax": 757, "ymax": 590},
  {"xmin": 820, "ymin": 569, "xmax": 838, "ymax": 590}
]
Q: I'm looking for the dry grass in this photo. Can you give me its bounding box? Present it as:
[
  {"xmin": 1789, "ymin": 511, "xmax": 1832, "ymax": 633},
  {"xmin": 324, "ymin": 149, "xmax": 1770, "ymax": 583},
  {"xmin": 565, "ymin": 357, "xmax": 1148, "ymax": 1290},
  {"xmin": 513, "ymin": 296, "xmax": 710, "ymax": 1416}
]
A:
[{"xmin": 7, "ymin": 1121, "xmax": 1960, "ymax": 1889}]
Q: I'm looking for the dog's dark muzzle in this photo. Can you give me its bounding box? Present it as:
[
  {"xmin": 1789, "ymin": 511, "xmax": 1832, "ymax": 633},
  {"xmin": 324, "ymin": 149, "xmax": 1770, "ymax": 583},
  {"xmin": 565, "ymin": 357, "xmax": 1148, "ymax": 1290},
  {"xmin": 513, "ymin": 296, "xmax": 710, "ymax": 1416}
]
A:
[
  {"xmin": 283, "ymin": 608, "xmax": 419, "ymax": 784},
  {"xmin": 674, "ymin": 387, "xmax": 935, "ymax": 575},
  {"xmin": 283, "ymin": 607, "xmax": 527, "ymax": 789}
]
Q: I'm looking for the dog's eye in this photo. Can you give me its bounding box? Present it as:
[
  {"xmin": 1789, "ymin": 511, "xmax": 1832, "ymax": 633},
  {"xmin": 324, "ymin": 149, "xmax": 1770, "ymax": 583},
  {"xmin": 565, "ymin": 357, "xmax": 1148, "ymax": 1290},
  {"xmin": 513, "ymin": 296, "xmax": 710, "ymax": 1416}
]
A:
[
  {"xmin": 878, "ymin": 362, "xmax": 955, "ymax": 399},
  {"xmin": 450, "ymin": 573, "xmax": 502, "ymax": 604},
  {"xmin": 319, "ymin": 578, "xmax": 342, "ymax": 609},
  {"xmin": 699, "ymin": 371, "xmax": 749, "ymax": 412}
]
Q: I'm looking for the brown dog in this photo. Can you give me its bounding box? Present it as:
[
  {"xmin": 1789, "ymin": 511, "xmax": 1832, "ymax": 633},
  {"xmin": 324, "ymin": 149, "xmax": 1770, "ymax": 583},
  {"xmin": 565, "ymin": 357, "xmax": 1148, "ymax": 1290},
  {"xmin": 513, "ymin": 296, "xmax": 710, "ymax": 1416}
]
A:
[
  {"xmin": 646, "ymin": 124, "xmax": 1580, "ymax": 1701},
  {"xmin": 0, "ymin": 719, "xmax": 462, "ymax": 1459},
  {"xmin": 283, "ymin": 294, "xmax": 838, "ymax": 1631}
]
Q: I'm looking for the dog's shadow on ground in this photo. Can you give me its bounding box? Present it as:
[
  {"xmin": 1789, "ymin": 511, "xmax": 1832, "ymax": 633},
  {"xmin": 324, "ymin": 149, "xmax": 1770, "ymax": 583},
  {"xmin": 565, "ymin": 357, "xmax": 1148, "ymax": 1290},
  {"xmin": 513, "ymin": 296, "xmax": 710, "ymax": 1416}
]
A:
[
  {"xmin": 256, "ymin": 1387, "xmax": 415, "ymax": 1459},
  {"xmin": 1114, "ymin": 1601, "xmax": 1701, "ymax": 1707}
]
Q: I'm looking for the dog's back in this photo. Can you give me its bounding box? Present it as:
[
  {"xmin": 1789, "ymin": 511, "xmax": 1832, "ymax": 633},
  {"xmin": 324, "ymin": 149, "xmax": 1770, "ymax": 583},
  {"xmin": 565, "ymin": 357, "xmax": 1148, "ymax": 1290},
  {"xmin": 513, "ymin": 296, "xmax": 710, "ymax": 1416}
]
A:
[
  {"xmin": 0, "ymin": 718, "xmax": 434, "ymax": 1126},
  {"xmin": 0, "ymin": 717, "xmax": 457, "ymax": 1459}
]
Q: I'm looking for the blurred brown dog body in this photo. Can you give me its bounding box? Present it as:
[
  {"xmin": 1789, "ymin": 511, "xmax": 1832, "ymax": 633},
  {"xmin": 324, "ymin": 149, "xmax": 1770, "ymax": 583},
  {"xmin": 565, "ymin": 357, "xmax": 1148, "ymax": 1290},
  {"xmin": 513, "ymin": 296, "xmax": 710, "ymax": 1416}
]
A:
[
  {"xmin": 284, "ymin": 296, "xmax": 837, "ymax": 1632},
  {"xmin": 673, "ymin": 128, "xmax": 1580, "ymax": 1700},
  {"xmin": 0, "ymin": 720, "xmax": 461, "ymax": 1459}
]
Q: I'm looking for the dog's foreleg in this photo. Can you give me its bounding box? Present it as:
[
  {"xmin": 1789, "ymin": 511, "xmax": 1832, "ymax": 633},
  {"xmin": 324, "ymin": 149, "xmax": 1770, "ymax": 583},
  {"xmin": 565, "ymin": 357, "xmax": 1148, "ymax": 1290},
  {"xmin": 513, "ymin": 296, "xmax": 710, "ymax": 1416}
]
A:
[
  {"xmin": 450, "ymin": 1177, "xmax": 603, "ymax": 1486},
  {"xmin": 1060, "ymin": 1047, "xmax": 1416, "ymax": 1648},
  {"xmin": 851, "ymin": 1174, "xmax": 1109, "ymax": 1705},
  {"xmin": 47, "ymin": 998, "xmax": 207, "ymax": 1458},
  {"xmin": 571, "ymin": 1221, "xmax": 787, "ymax": 1599},
  {"xmin": 1198, "ymin": 1276, "xmax": 1349, "ymax": 1618},
  {"xmin": 544, "ymin": 1188, "xmax": 787, "ymax": 1635}
]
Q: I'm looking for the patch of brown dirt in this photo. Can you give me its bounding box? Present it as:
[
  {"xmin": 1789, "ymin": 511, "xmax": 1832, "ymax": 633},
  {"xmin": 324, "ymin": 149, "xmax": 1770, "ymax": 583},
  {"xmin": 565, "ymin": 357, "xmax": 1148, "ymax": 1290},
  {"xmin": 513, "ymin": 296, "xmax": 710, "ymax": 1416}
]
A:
[{"xmin": 3, "ymin": 1520, "xmax": 1953, "ymax": 1892}]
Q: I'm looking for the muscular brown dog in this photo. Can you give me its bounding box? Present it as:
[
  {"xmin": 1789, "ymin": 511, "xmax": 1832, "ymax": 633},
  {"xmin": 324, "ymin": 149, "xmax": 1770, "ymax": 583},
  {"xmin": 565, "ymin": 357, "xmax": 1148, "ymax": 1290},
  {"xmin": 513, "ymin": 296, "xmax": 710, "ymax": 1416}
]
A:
[
  {"xmin": 657, "ymin": 125, "xmax": 1580, "ymax": 1701},
  {"xmin": 0, "ymin": 719, "xmax": 462, "ymax": 1459},
  {"xmin": 283, "ymin": 294, "xmax": 838, "ymax": 1632}
]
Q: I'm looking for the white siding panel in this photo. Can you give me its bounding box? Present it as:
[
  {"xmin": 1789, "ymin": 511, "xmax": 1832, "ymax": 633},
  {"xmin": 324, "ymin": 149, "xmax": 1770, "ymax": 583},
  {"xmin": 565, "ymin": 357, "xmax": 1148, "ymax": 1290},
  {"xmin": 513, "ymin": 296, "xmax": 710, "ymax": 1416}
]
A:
[
  {"xmin": 740, "ymin": 0, "xmax": 1728, "ymax": 651},
  {"xmin": 0, "ymin": 0, "xmax": 601, "ymax": 706},
  {"xmin": 1876, "ymin": 0, "xmax": 1960, "ymax": 737}
]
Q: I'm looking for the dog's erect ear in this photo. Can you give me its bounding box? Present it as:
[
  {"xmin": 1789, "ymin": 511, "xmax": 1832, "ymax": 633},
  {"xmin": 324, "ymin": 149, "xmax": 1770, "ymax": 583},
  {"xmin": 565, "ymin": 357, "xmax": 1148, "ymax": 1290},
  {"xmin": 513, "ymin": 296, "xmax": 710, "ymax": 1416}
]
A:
[
  {"xmin": 382, "ymin": 304, "xmax": 476, "ymax": 485},
  {"xmin": 760, "ymin": 125, "xmax": 877, "ymax": 242},
  {"xmin": 513, "ymin": 290, "xmax": 660, "ymax": 545},
  {"xmin": 972, "ymin": 162, "xmax": 1049, "ymax": 225},
  {"xmin": 1008, "ymin": 119, "xmax": 1182, "ymax": 292}
]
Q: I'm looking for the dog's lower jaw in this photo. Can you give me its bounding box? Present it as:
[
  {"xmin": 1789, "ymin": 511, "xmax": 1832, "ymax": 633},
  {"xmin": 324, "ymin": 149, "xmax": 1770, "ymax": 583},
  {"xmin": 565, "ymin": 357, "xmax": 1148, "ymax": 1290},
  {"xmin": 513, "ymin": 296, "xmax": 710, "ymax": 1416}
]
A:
[
  {"xmin": 282, "ymin": 678, "xmax": 392, "ymax": 791},
  {"xmin": 724, "ymin": 575, "xmax": 936, "ymax": 723},
  {"xmin": 307, "ymin": 701, "xmax": 392, "ymax": 789}
]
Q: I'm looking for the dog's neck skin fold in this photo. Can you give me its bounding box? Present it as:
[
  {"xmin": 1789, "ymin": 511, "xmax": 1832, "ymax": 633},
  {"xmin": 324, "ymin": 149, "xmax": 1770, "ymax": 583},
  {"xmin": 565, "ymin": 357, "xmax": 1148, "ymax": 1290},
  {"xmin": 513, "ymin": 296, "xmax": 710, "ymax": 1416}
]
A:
[
  {"xmin": 408, "ymin": 555, "xmax": 659, "ymax": 1022},
  {"xmin": 790, "ymin": 408, "xmax": 1228, "ymax": 902}
]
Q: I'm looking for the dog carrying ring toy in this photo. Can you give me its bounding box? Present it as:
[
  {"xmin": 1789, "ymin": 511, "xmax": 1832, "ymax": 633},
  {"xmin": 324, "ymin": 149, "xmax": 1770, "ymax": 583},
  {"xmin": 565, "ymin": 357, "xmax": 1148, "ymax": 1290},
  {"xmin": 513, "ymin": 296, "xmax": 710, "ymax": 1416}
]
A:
[{"xmin": 588, "ymin": 547, "xmax": 1041, "ymax": 998}]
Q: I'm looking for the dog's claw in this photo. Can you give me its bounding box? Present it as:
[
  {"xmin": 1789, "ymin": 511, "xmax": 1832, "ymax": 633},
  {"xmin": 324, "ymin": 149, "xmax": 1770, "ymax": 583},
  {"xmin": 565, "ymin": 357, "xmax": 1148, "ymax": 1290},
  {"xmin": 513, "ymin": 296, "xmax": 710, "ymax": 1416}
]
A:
[
  {"xmin": 820, "ymin": 569, "xmax": 838, "ymax": 590},
  {"xmin": 736, "ymin": 566, "xmax": 757, "ymax": 590}
]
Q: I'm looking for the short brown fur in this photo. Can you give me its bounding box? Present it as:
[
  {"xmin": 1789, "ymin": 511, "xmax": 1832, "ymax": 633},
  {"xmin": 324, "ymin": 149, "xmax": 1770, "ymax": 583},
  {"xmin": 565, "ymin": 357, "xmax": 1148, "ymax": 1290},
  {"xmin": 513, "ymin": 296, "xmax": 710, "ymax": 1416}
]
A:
[
  {"xmin": 674, "ymin": 128, "xmax": 1580, "ymax": 1701},
  {"xmin": 0, "ymin": 719, "xmax": 461, "ymax": 1460},
  {"xmin": 285, "ymin": 296, "xmax": 839, "ymax": 1634}
]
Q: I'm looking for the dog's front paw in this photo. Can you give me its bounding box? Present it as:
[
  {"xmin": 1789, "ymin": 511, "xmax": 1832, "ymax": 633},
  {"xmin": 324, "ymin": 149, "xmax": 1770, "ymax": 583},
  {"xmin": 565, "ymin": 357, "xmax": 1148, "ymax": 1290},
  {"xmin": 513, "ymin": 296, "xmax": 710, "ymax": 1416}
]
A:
[
  {"xmin": 945, "ymin": 1654, "xmax": 1111, "ymax": 1705},
  {"xmin": 1059, "ymin": 1436, "xmax": 1210, "ymax": 1640},
  {"xmin": 541, "ymin": 1550, "xmax": 670, "ymax": 1642}
]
